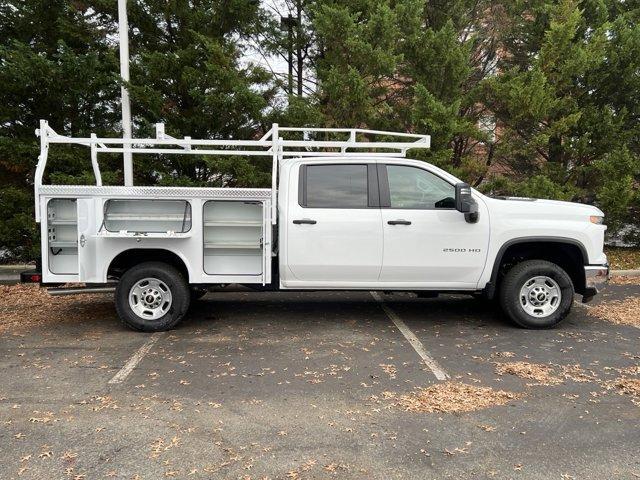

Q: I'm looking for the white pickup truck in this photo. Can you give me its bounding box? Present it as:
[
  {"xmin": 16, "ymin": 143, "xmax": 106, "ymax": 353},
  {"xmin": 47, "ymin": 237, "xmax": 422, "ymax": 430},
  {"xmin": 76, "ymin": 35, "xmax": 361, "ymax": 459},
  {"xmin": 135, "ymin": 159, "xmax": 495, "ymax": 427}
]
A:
[{"xmin": 24, "ymin": 121, "xmax": 609, "ymax": 331}]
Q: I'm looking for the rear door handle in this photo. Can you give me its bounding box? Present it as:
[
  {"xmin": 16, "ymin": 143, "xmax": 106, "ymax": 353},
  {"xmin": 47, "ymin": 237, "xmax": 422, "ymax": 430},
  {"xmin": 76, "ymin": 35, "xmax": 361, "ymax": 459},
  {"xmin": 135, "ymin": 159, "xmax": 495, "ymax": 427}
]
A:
[
  {"xmin": 293, "ymin": 219, "xmax": 317, "ymax": 225},
  {"xmin": 387, "ymin": 219, "xmax": 411, "ymax": 225}
]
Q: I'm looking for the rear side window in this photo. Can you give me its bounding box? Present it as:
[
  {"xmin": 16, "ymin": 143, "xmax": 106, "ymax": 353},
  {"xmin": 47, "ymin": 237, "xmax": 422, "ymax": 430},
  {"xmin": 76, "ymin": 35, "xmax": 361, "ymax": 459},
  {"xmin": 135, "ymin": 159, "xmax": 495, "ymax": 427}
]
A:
[{"xmin": 302, "ymin": 164, "xmax": 369, "ymax": 208}]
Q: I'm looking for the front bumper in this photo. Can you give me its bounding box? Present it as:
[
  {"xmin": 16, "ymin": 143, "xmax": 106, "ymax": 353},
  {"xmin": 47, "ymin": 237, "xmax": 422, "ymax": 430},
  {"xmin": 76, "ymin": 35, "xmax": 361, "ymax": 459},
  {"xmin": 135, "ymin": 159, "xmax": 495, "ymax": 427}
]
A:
[{"xmin": 582, "ymin": 264, "xmax": 610, "ymax": 303}]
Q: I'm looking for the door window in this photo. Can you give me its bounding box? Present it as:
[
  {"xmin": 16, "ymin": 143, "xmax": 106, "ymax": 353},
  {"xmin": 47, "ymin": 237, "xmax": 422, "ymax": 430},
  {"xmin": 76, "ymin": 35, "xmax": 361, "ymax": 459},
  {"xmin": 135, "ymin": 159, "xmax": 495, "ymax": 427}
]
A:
[
  {"xmin": 302, "ymin": 164, "xmax": 369, "ymax": 208},
  {"xmin": 386, "ymin": 165, "xmax": 455, "ymax": 209}
]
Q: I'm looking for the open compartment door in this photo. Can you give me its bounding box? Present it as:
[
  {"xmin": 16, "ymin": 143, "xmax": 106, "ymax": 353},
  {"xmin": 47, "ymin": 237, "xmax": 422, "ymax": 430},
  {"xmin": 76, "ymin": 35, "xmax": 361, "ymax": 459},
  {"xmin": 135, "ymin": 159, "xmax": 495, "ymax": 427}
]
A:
[
  {"xmin": 77, "ymin": 198, "xmax": 102, "ymax": 283},
  {"xmin": 263, "ymin": 199, "xmax": 272, "ymax": 285},
  {"xmin": 43, "ymin": 197, "xmax": 79, "ymax": 282},
  {"xmin": 202, "ymin": 199, "xmax": 271, "ymax": 284}
]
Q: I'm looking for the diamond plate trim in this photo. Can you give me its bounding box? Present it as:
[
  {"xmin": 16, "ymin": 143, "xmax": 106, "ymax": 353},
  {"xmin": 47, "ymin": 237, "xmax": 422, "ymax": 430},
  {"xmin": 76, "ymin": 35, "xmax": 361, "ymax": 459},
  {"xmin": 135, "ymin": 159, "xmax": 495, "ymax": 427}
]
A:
[{"xmin": 38, "ymin": 185, "xmax": 272, "ymax": 199}]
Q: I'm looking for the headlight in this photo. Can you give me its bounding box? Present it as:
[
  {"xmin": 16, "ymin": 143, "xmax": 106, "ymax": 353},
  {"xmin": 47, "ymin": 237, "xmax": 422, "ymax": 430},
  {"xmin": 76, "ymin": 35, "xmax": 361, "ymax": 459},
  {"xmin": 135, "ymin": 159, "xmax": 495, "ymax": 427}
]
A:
[{"xmin": 589, "ymin": 215, "xmax": 604, "ymax": 224}]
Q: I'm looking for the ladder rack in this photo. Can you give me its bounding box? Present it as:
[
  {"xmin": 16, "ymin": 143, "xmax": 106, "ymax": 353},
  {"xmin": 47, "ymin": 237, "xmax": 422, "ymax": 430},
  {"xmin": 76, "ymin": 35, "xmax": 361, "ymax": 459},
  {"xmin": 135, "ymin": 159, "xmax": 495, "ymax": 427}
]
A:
[{"xmin": 34, "ymin": 121, "xmax": 431, "ymax": 223}]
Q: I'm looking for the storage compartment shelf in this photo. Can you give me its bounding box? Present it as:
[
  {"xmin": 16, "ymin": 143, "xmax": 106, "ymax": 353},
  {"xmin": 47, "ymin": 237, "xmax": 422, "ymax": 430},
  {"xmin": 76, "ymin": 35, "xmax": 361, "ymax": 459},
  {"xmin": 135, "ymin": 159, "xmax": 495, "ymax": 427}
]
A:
[
  {"xmin": 105, "ymin": 214, "xmax": 187, "ymax": 221},
  {"xmin": 204, "ymin": 242, "xmax": 261, "ymax": 249},
  {"xmin": 50, "ymin": 241, "xmax": 77, "ymax": 248},
  {"xmin": 49, "ymin": 220, "xmax": 77, "ymax": 226},
  {"xmin": 205, "ymin": 251, "xmax": 260, "ymax": 257},
  {"xmin": 97, "ymin": 231, "xmax": 191, "ymax": 239},
  {"xmin": 203, "ymin": 220, "xmax": 262, "ymax": 227}
]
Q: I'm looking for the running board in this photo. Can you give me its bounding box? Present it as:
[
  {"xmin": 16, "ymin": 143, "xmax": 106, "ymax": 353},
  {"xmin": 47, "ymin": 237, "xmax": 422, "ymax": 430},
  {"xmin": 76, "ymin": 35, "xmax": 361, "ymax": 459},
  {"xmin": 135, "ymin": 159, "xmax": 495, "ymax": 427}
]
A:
[{"xmin": 47, "ymin": 286, "xmax": 115, "ymax": 296}]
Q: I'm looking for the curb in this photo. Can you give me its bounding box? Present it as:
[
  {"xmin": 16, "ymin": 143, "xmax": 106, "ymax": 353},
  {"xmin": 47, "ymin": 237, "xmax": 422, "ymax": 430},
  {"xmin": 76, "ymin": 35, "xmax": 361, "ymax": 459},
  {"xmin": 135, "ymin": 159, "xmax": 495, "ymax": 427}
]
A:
[
  {"xmin": 0, "ymin": 265, "xmax": 32, "ymax": 284},
  {"xmin": 0, "ymin": 264, "xmax": 32, "ymax": 272},
  {"xmin": 611, "ymin": 269, "xmax": 640, "ymax": 277},
  {"xmin": 0, "ymin": 274, "xmax": 22, "ymax": 282}
]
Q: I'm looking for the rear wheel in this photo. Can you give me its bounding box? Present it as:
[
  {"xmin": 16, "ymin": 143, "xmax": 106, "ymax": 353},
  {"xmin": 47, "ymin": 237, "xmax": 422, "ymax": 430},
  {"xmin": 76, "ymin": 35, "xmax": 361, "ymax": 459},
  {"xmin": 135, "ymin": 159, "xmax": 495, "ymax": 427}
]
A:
[
  {"xmin": 115, "ymin": 262, "xmax": 190, "ymax": 332},
  {"xmin": 499, "ymin": 260, "xmax": 574, "ymax": 329}
]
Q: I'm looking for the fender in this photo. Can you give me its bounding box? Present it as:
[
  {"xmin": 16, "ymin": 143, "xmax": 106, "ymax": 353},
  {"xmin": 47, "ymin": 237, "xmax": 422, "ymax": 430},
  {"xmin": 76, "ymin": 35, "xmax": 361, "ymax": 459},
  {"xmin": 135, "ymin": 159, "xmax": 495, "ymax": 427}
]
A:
[
  {"xmin": 104, "ymin": 247, "xmax": 193, "ymax": 283},
  {"xmin": 484, "ymin": 236, "xmax": 589, "ymax": 298}
]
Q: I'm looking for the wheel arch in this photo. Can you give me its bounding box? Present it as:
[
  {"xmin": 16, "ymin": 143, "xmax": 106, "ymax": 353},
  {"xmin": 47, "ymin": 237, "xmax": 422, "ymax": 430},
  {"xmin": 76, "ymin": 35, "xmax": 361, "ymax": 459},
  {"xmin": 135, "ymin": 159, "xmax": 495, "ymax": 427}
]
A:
[
  {"xmin": 487, "ymin": 237, "xmax": 588, "ymax": 297},
  {"xmin": 107, "ymin": 248, "xmax": 191, "ymax": 282}
]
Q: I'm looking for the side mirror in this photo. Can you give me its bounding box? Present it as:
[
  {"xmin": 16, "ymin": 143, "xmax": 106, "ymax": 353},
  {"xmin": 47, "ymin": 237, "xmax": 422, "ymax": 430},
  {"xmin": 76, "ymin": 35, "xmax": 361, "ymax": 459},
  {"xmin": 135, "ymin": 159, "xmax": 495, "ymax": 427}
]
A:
[{"xmin": 455, "ymin": 182, "xmax": 479, "ymax": 223}]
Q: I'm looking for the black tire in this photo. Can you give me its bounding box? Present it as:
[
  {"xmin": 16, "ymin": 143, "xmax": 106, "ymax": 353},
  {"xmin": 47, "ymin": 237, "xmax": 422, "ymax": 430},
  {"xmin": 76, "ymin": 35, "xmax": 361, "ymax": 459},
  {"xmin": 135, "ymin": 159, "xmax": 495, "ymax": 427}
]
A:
[
  {"xmin": 499, "ymin": 259, "xmax": 574, "ymax": 329},
  {"xmin": 115, "ymin": 262, "xmax": 190, "ymax": 332}
]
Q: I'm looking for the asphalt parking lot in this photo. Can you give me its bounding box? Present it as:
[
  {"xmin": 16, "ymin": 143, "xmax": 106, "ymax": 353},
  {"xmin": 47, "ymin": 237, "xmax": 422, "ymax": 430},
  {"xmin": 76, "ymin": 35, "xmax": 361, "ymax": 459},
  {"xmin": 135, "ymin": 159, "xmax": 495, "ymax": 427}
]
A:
[{"xmin": 1, "ymin": 284, "xmax": 639, "ymax": 479}]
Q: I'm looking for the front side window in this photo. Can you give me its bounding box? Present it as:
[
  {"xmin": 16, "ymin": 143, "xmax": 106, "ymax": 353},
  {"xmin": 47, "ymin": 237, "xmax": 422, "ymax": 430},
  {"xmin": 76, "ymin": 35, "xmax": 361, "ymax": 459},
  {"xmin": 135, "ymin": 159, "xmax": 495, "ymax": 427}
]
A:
[
  {"xmin": 386, "ymin": 165, "xmax": 455, "ymax": 209},
  {"xmin": 303, "ymin": 164, "xmax": 368, "ymax": 208}
]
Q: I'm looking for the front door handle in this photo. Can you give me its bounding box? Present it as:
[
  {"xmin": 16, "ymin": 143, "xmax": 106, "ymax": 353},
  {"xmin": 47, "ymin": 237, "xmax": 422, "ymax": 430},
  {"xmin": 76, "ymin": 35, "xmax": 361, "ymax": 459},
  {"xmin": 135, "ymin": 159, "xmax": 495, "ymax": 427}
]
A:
[
  {"xmin": 387, "ymin": 219, "xmax": 411, "ymax": 225},
  {"xmin": 293, "ymin": 219, "xmax": 317, "ymax": 225}
]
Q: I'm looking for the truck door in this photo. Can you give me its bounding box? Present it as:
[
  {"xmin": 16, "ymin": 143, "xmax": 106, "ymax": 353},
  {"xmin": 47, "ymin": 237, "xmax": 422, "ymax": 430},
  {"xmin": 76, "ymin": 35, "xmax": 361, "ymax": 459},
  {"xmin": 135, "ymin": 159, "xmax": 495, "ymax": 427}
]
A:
[
  {"xmin": 285, "ymin": 163, "xmax": 383, "ymax": 284},
  {"xmin": 77, "ymin": 198, "xmax": 103, "ymax": 283},
  {"xmin": 378, "ymin": 164, "xmax": 489, "ymax": 287}
]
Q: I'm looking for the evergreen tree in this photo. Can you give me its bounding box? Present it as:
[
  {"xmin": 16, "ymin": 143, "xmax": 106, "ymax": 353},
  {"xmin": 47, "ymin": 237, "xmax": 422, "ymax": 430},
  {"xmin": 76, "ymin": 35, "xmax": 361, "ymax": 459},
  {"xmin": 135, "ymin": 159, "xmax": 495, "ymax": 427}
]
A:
[
  {"xmin": 399, "ymin": 0, "xmax": 500, "ymax": 182},
  {"xmin": 0, "ymin": 0, "xmax": 119, "ymax": 261},
  {"xmin": 308, "ymin": 0, "xmax": 501, "ymax": 181},
  {"xmin": 124, "ymin": 0, "xmax": 277, "ymax": 187},
  {"xmin": 483, "ymin": 0, "xmax": 640, "ymax": 239},
  {"xmin": 2, "ymin": 0, "xmax": 640, "ymax": 261}
]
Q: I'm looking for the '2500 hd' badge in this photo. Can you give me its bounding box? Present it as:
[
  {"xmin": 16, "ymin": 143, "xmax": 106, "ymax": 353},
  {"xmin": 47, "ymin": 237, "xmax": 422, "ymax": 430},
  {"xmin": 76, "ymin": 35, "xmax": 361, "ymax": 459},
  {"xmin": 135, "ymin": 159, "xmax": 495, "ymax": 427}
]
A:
[{"xmin": 443, "ymin": 248, "xmax": 481, "ymax": 253}]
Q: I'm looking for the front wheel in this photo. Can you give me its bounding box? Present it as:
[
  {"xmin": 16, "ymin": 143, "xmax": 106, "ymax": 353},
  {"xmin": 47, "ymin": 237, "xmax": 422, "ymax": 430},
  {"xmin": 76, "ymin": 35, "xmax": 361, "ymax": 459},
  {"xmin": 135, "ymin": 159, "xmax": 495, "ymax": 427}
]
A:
[
  {"xmin": 115, "ymin": 262, "xmax": 191, "ymax": 332},
  {"xmin": 499, "ymin": 260, "xmax": 574, "ymax": 329}
]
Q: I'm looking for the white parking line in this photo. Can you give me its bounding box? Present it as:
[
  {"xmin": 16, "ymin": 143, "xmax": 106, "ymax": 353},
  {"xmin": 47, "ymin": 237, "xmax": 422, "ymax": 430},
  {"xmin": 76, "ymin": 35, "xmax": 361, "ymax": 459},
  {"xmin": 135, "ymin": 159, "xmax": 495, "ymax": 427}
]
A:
[
  {"xmin": 108, "ymin": 332, "xmax": 164, "ymax": 384},
  {"xmin": 370, "ymin": 292, "xmax": 449, "ymax": 381}
]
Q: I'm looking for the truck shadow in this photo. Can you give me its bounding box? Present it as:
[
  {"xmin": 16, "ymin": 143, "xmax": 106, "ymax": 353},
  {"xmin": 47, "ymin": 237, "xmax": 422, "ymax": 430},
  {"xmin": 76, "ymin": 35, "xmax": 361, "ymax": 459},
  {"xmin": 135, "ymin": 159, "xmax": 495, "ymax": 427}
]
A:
[{"xmin": 183, "ymin": 291, "xmax": 515, "ymax": 331}]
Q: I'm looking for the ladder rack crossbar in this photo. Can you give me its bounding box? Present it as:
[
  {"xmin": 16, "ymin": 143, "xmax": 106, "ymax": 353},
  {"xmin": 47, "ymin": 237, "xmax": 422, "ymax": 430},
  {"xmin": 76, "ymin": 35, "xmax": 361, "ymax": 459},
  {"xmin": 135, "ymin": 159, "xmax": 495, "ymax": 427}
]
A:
[
  {"xmin": 93, "ymin": 148, "xmax": 411, "ymax": 157},
  {"xmin": 43, "ymin": 136, "xmax": 428, "ymax": 150},
  {"xmin": 278, "ymin": 126, "xmax": 430, "ymax": 139}
]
